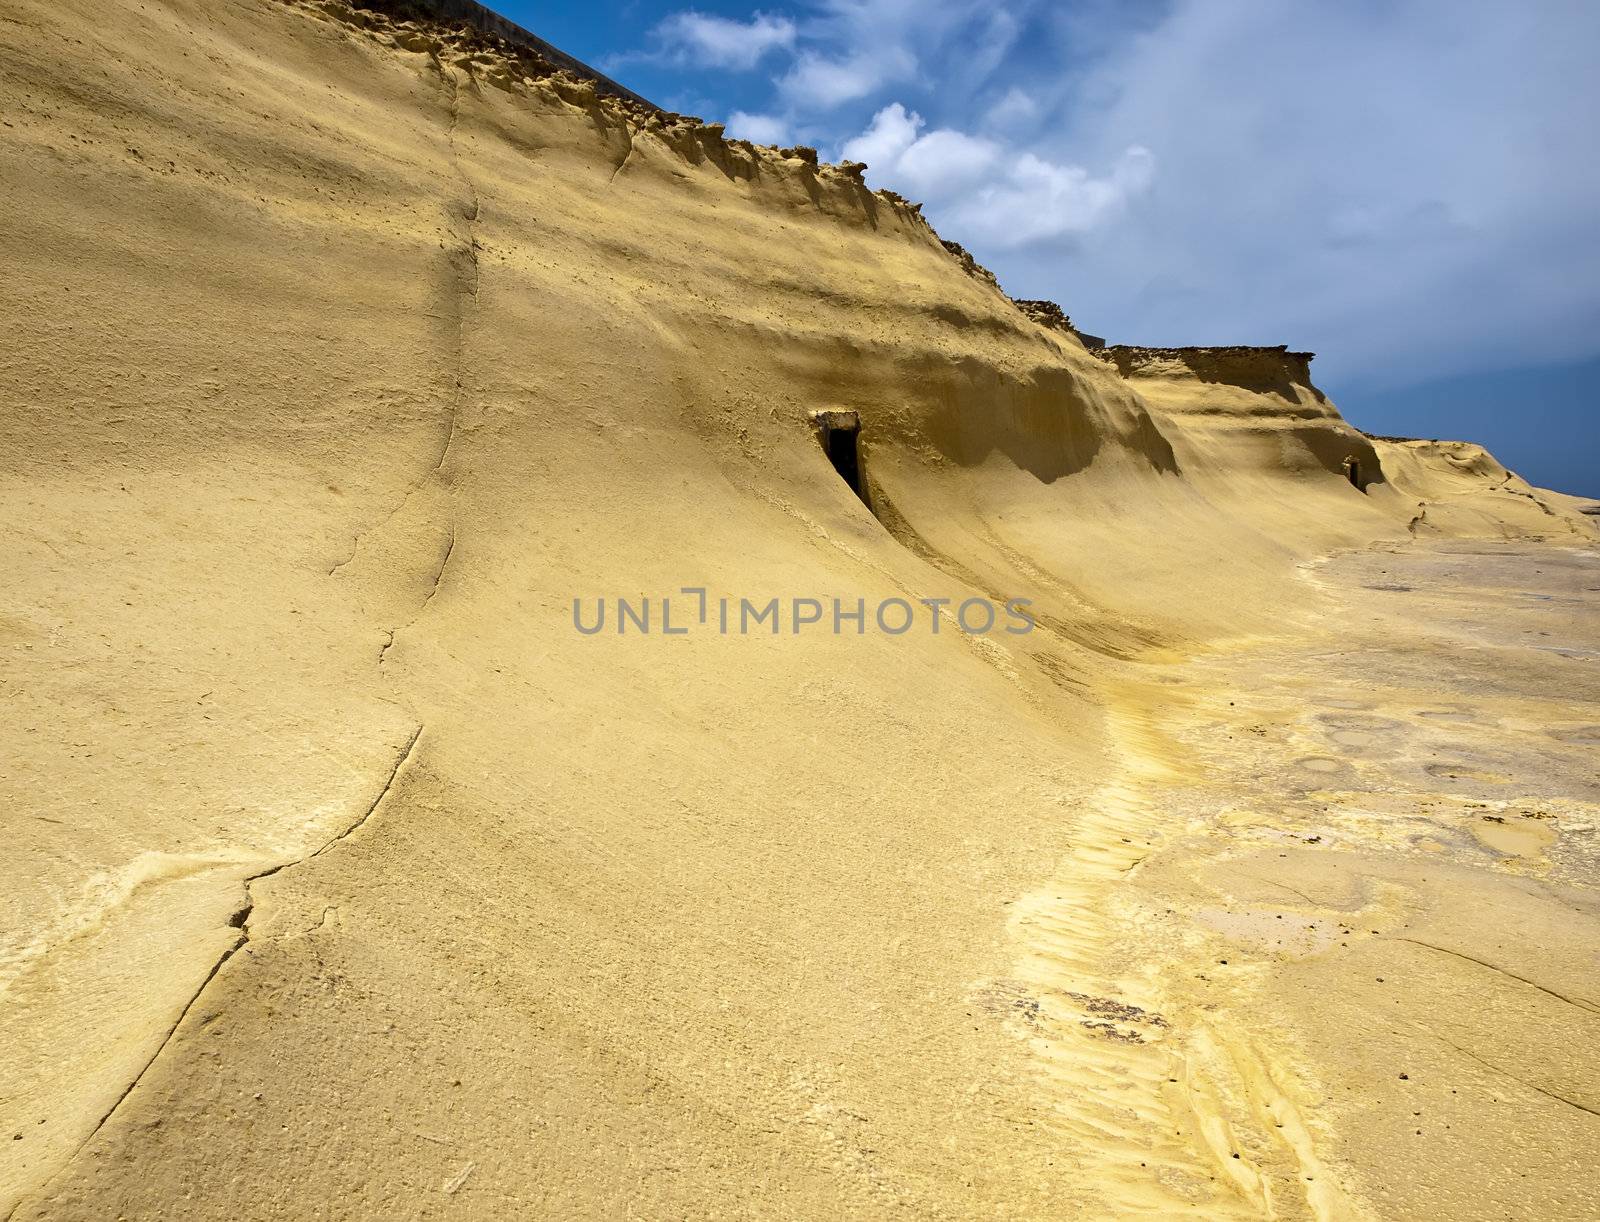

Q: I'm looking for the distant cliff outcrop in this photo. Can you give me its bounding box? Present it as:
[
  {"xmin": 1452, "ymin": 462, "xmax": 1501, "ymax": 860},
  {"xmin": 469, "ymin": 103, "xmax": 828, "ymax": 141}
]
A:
[{"xmin": 1095, "ymin": 344, "xmax": 1317, "ymax": 395}]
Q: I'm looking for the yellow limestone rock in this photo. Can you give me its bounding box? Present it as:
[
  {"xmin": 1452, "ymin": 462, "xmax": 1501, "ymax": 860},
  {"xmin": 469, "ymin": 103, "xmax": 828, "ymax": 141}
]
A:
[{"xmin": 2, "ymin": 0, "xmax": 1596, "ymax": 1218}]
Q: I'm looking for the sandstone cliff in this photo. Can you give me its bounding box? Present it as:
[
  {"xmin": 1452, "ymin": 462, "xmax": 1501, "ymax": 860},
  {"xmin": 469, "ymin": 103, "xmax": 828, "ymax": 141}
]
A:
[{"xmin": 2, "ymin": 1, "xmax": 1595, "ymax": 1218}]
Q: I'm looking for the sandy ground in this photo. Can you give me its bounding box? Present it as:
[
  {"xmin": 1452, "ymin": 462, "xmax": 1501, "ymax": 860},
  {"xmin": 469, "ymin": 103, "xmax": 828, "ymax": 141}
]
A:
[
  {"xmin": 1003, "ymin": 541, "xmax": 1600, "ymax": 1218},
  {"xmin": 1, "ymin": 0, "xmax": 1596, "ymax": 1216}
]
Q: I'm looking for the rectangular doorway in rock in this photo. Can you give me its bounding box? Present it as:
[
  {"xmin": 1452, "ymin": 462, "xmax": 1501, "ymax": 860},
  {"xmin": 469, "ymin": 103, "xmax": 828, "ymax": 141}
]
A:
[{"xmin": 814, "ymin": 409, "xmax": 869, "ymax": 507}]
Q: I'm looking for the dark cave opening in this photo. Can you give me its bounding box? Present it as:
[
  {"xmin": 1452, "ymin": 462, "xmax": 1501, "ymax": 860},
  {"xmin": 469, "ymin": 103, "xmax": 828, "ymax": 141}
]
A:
[{"xmin": 819, "ymin": 413, "xmax": 869, "ymax": 507}]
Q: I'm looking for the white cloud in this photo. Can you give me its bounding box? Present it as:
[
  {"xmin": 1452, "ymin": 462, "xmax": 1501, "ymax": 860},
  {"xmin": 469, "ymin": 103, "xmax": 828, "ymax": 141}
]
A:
[
  {"xmin": 842, "ymin": 103, "xmax": 1152, "ymax": 247},
  {"xmin": 725, "ymin": 110, "xmax": 792, "ymax": 146},
  {"xmin": 779, "ymin": 47, "xmax": 913, "ymax": 109},
  {"xmin": 649, "ymin": 10, "xmax": 796, "ymax": 70},
  {"xmin": 983, "ymin": 87, "xmax": 1038, "ymax": 131},
  {"xmin": 945, "ymin": 146, "xmax": 1153, "ymax": 247},
  {"xmin": 839, "ymin": 101, "xmax": 921, "ymax": 168},
  {"xmin": 996, "ymin": 0, "xmax": 1600, "ymax": 385},
  {"xmin": 894, "ymin": 128, "xmax": 1001, "ymax": 196}
]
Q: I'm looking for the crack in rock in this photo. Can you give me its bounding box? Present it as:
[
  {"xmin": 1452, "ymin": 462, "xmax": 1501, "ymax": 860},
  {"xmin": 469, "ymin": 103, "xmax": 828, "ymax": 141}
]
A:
[
  {"xmin": 434, "ymin": 55, "xmax": 481, "ymax": 475},
  {"xmin": 608, "ymin": 131, "xmax": 635, "ymax": 186},
  {"xmin": 1391, "ymin": 936, "xmax": 1600, "ymax": 1015},
  {"xmin": 1426, "ymin": 1027, "xmax": 1600, "ymax": 1120},
  {"xmin": 12, "ymin": 727, "xmax": 426, "ymax": 1215},
  {"xmin": 328, "ymin": 53, "xmax": 477, "ymax": 578},
  {"xmin": 378, "ymin": 527, "xmax": 456, "ymax": 668}
]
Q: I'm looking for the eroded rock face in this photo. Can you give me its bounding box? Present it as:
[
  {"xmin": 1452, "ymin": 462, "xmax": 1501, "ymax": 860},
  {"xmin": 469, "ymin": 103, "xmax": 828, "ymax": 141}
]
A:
[
  {"xmin": 349, "ymin": 0, "xmax": 654, "ymax": 105},
  {"xmin": 940, "ymin": 238, "xmax": 1002, "ymax": 287},
  {"xmin": 1011, "ymin": 299, "xmax": 1106, "ymax": 349},
  {"xmin": 1096, "ymin": 343, "xmax": 1317, "ymax": 389},
  {"xmin": 1, "ymin": 1, "xmax": 1596, "ymax": 1219}
]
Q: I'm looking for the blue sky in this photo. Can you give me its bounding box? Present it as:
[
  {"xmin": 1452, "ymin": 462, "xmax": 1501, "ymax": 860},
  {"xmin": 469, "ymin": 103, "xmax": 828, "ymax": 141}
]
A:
[{"xmin": 498, "ymin": 0, "xmax": 1598, "ymax": 495}]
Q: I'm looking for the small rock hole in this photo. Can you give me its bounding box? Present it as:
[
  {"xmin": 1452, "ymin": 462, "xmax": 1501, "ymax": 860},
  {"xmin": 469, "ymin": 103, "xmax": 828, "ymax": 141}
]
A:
[{"xmin": 815, "ymin": 410, "xmax": 869, "ymax": 508}]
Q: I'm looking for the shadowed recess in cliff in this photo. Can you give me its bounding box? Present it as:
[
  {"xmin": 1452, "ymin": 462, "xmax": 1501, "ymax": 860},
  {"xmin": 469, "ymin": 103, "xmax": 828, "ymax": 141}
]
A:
[
  {"xmin": 814, "ymin": 410, "xmax": 869, "ymax": 507},
  {"xmin": 917, "ymin": 358, "xmax": 1179, "ymax": 483}
]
